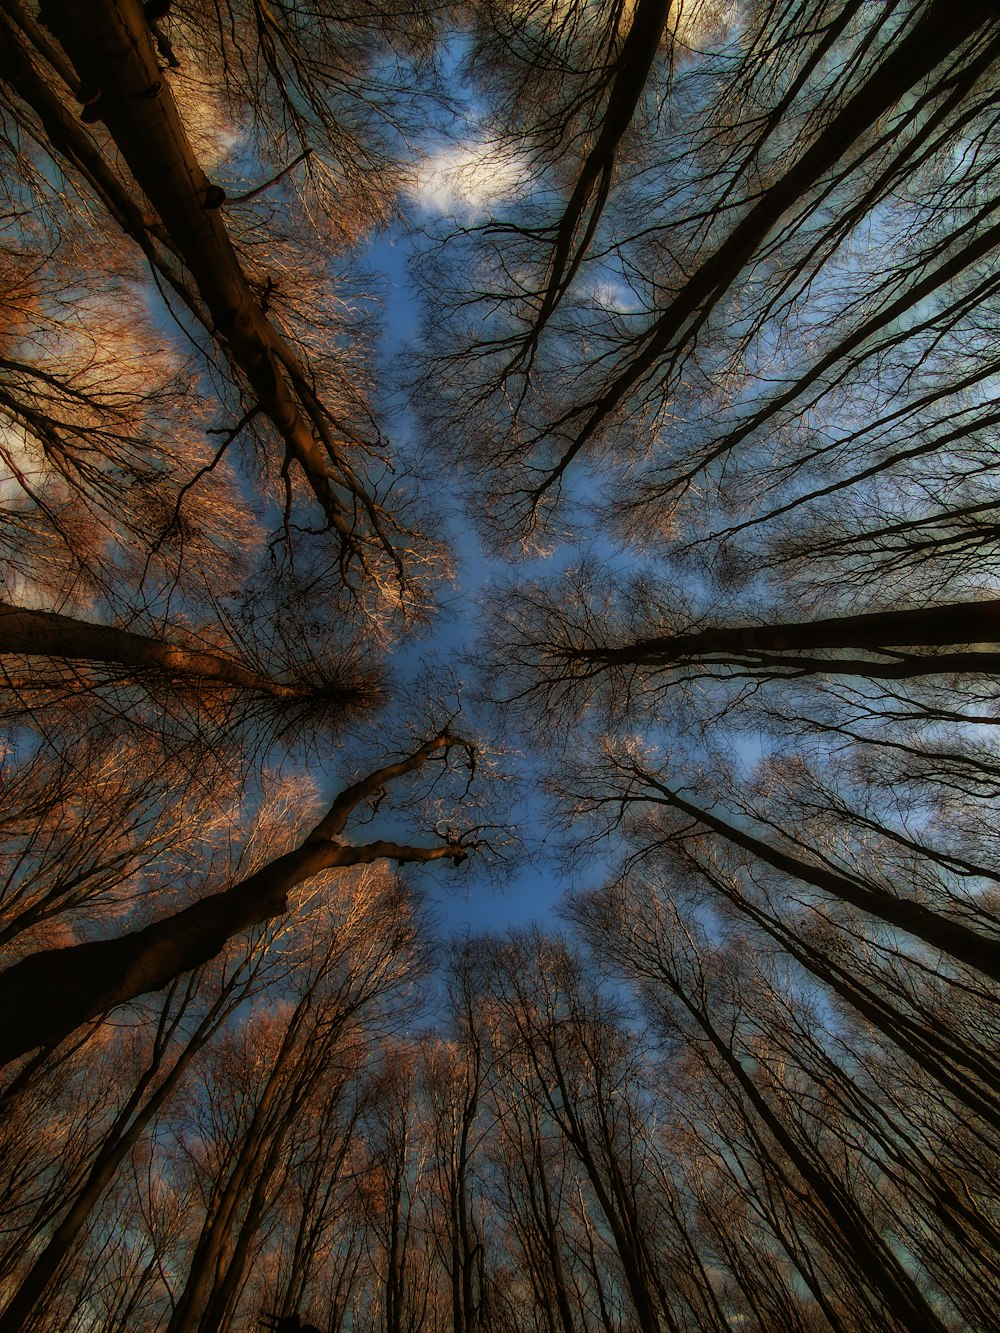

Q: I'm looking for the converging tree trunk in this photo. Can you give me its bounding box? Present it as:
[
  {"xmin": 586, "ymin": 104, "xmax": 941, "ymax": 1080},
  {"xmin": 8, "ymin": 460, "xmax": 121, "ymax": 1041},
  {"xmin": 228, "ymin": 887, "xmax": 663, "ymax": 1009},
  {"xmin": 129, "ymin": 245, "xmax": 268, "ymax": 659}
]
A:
[
  {"xmin": 0, "ymin": 733, "xmax": 472, "ymax": 1064},
  {"xmin": 15, "ymin": 0, "xmax": 415, "ymax": 583},
  {"xmin": 0, "ymin": 602, "xmax": 349, "ymax": 702},
  {"xmin": 562, "ymin": 598, "xmax": 1000, "ymax": 678},
  {"xmin": 0, "ymin": 968, "xmax": 256, "ymax": 1333},
  {"xmin": 627, "ymin": 766, "xmax": 1000, "ymax": 981},
  {"xmin": 529, "ymin": 0, "xmax": 997, "ymax": 501}
]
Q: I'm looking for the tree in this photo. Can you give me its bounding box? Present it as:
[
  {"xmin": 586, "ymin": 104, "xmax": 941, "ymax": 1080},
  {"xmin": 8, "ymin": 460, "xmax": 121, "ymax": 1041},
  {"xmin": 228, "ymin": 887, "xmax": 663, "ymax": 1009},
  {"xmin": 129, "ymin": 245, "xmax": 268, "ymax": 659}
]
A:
[
  {"xmin": 354, "ymin": 1043, "xmax": 440, "ymax": 1333},
  {"xmin": 492, "ymin": 579, "xmax": 1000, "ymax": 691},
  {"xmin": 418, "ymin": 0, "xmax": 1000, "ymax": 541},
  {"xmin": 162, "ymin": 866, "xmax": 427, "ymax": 1333},
  {"xmin": 0, "ymin": 601, "xmax": 370, "ymax": 704},
  {"xmin": 0, "ymin": 955, "xmax": 266, "ymax": 1332},
  {"xmin": 568, "ymin": 889, "xmax": 966, "ymax": 1332},
  {"xmin": 422, "ymin": 948, "xmax": 491, "ymax": 1333},
  {"xmin": 0, "ymin": 727, "xmax": 485, "ymax": 1064},
  {"xmin": 0, "ymin": 598, "xmax": 381, "ymax": 780},
  {"xmin": 2, "ymin": 0, "xmax": 445, "ymax": 601},
  {"xmin": 475, "ymin": 929, "xmax": 699, "ymax": 1333}
]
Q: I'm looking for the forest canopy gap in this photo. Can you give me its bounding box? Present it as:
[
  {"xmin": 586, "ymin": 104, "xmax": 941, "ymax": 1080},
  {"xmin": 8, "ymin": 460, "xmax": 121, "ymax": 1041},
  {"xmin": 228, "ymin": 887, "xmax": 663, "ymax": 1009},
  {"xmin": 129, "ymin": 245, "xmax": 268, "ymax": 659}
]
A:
[{"xmin": 0, "ymin": 1, "xmax": 998, "ymax": 1330}]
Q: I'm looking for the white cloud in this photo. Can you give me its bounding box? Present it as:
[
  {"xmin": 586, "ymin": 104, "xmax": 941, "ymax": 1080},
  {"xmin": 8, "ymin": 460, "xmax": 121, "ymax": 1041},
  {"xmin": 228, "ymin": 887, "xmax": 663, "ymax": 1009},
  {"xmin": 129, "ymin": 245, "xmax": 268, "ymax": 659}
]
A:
[
  {"xmin": 587, "ymin": 278, "xmax": 640, "ymax": 313},
  {"xmin": 407, "ymin": 138, "xmax": 533, "ymax": 220}
]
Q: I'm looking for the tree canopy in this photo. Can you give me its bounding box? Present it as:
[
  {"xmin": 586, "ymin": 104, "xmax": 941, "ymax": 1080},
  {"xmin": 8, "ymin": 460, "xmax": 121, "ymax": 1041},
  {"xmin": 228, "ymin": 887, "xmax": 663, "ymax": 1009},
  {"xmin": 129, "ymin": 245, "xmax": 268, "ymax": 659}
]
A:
[{"xmin": 0, "ymin": 0, "xmax": 998, "ymax": 1329}]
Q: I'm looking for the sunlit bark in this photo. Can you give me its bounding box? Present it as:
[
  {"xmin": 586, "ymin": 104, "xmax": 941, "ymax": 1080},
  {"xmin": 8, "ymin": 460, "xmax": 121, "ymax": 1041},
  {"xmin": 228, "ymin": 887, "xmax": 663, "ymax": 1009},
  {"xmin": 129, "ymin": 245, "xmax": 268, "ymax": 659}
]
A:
[
  {"xmin": 0, "ymin": 601, "xmax": 363, "ymax": 703},
  {"xmin": 0, "ymin": 732, "xmax": 473, "ymax": 1063}
]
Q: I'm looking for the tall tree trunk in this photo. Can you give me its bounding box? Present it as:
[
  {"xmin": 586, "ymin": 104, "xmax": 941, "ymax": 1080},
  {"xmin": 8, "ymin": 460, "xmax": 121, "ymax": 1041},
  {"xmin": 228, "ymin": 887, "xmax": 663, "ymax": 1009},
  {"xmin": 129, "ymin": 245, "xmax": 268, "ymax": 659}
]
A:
[
  {"xmin": 515, "ymin": 0, "xmax": 673, "ymax": 358},
  {"xmin": 570, "ymin": 597, "xmax": 1000, "ymax": 676},
  {"xmin": 687, "ymin": 856, "xmax": 1000, "ymax": 1129},
  {"xmin": 40, "ymin": 0, "xmax": 388, "ymax": 555},
  {"xmin": 0, "ymin": 734, "xmax": 466, "ymax": 1063},
  {"xmin": 0, "ymin": 602, "xmax": 327, "ymax": 701},
  {"xmin": 636, "ymin": 772, "xmax": 1000, "ymax": 981},
  {"xmin": 166, "ymin": 997, "xmax": 316, "ymax": 1333},
  {"xmin": 0, "ymin": 981, "xmax": 236, "ymax": 1331},
  {"xmin": 536, "ymin": 0, "xmax": 997, "ymax": 488},
  {"xmin": 541, "ymin": 1052, "xmax": 669, "ymax": 1333},
  {"xmin": 675, "ymin": 987, "xmax": 951, "ymax": 1333}
]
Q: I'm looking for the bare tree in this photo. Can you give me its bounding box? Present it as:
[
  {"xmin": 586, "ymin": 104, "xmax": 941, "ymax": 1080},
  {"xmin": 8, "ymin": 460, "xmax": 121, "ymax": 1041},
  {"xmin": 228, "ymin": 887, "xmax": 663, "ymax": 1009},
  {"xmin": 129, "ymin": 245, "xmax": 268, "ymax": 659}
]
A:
[
  {"xmin": 418, "ymin": 0, "xmax": 1000, "ymax": 542},
  {"xmin": 2, "ymin": 0, "xmax": 999, "ymax": 1327},
  {"xmin": 0, "ymin": 728, "xmax": 483, "ymax": 1063},
  {"xmin": 162, "ymin": 865, "xmax": 428, "ymax": 1333},
  {"xmin": 569, "ymin": 889, "xmax": 962, "ymax": 1332},
  {"xmin": 0, "ymin": 0, "xmax": 446, "ymax": 604}
]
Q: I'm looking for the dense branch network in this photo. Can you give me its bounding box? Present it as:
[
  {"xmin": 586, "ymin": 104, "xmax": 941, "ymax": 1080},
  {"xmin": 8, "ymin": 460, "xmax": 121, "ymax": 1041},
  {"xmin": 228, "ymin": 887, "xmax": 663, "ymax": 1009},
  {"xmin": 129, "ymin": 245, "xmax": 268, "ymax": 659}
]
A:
[
  {"xmin": 0, "ymin": 729, "xmax": 478, "ymax": 1064},
  {"xmin": 0, "ymin": 2, "xmax": 999, "ymax": 1330},
  {"xmin": 1, "ymin": 0, "xmax": 439, "ymax": 602}
]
